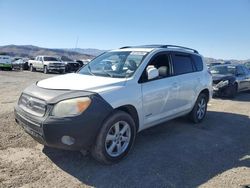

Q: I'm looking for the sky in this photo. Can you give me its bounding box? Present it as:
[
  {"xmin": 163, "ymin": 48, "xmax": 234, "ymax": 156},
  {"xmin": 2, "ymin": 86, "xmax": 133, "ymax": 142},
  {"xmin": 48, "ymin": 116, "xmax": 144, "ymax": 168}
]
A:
[{"xmin": 0, "ymin": 0, "xmax": 250, "ymax": 59}]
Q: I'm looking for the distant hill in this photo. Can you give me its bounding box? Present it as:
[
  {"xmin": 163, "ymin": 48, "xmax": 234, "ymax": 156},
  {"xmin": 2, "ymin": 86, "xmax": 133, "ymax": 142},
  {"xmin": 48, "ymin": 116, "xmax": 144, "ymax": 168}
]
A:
[
  {"xmin": 0, "ymin": 45, "xmax": 94, "ymax": 60},
  {"xmin": 66, "ymin": 48, "xmax": 107, "ymax": 56},
  {"xmin": 0, "ymin": 45, "xmax": 249, "ymax": 64}
]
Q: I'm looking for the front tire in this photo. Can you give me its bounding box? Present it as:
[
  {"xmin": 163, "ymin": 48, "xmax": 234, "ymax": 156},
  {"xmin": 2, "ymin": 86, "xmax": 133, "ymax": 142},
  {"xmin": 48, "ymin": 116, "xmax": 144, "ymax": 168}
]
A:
[
  {"xmin": 91, "ymin": 110, "xmax": 136, "ymax": 165},
  {"xmin": 227, "ymin": 83, "xmax": 237, "ymax": 98},
  {"xmin": 44, "ymin": 66, "xmax": 48, "ymax": 74},
  {"xmin": 189, "ymin": 93, "xmax": 208, "ymax": 123}
]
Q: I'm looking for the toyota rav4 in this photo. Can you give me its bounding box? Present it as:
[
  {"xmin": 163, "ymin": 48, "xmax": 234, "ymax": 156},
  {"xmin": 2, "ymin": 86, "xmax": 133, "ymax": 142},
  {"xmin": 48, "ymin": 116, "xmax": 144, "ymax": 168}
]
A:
[{"xmin": 14, "ymin": 45, "xmax": 212, "ymax": 164}]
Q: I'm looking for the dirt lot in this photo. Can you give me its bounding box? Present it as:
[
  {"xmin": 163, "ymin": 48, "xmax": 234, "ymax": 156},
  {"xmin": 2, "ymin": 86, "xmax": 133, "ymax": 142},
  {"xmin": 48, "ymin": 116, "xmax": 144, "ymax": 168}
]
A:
[{"xmin": 0, "ymin": 70, "xmax": 249, "ymax": 188}]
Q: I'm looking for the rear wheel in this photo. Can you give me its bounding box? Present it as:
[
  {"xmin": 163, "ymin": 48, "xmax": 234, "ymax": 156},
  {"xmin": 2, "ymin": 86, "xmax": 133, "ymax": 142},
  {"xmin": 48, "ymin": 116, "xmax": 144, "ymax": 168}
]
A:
[
  {"xmin": 91, "ymin": 111, "xmax": 136, "ymax": 165},
  {"xmin": 189, "ymin": 93, "xmax": 208, "ymax": 123}
]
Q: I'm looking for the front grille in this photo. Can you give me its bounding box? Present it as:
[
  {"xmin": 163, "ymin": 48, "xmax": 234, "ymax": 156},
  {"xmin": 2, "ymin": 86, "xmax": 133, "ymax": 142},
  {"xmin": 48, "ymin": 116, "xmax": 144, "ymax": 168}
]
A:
[
  {"xmin": 18, "ymin": 94, "xmax": 46, "ymax": 117},
  {"xmin": 49, "ymin": 63, "xmax": 64, "ymax": 67}
]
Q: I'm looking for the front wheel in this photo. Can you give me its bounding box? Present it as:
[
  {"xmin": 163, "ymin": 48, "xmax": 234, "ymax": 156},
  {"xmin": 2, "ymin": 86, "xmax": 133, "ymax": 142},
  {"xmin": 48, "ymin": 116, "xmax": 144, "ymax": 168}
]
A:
[
  {"xmin": 227, "ymin": 83, "xmax": 237, "ymax": 98},
  {"xmin": 91, "ymin": 111, "xmax": 136, "ymax": 165},
  {"xmin": 189, "ymin": 93, "xmax": 208, "ymax": 123},
  {"xmin": 44, "ymin": 66, "xmax": 48, "ymax": 74}
]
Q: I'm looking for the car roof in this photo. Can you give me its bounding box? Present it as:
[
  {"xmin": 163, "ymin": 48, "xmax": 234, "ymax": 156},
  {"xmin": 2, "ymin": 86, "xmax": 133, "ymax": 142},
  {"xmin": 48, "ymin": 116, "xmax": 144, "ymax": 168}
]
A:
[{"xmin": 212, "ymin": 63, "xmax": 240, "ymax": 67}]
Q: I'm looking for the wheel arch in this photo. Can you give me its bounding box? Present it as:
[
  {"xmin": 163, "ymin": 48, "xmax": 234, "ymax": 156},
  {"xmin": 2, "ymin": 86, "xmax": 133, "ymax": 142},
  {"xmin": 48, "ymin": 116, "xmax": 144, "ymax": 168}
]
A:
[
  {"xmin": 199, "ymin": 88, "xmax": 210, "ymax": 100},
  {"xmin": 115, "ymin": 105, "xmax": 139, "ymax": 132}
]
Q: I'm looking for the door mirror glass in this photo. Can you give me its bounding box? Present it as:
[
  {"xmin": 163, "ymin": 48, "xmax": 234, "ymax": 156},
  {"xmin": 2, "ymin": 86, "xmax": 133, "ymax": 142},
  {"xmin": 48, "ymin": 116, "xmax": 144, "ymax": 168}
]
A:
[{"xmin": 147, "ymin": 66, "xmax": 159, "ymax": 80}]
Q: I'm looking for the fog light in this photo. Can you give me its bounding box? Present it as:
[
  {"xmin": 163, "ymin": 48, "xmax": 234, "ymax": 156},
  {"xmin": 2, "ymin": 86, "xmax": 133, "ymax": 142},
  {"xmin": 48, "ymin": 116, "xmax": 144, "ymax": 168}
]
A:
[{"xmin": 61, "ymin": 136, "xmax": 75, "ymax": 146}]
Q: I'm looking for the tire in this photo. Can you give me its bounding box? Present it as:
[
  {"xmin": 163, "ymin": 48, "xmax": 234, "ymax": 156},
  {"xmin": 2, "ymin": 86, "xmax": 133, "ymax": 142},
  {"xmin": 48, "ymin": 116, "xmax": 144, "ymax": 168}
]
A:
[
  {"xmin": 91, "ymin": 110, "xmax": 136, "ymax": 165},
  {"xmin": 227, "ymin": 83, "xmax": 237, "ymax": 98},
  {"xmin": 30, "ymin": 65, "xmax": 35, "ymax": 72},
  {"xmin": 23, "ymin": 62, "xmax": 29, "ymax": 70},
  {"xmin": 189, "ymin": 93, "xmax": 208, "ymax": 123},
  {"xmin": 44, "ymin": 66, "xmax": 48, "ymax": 74}
]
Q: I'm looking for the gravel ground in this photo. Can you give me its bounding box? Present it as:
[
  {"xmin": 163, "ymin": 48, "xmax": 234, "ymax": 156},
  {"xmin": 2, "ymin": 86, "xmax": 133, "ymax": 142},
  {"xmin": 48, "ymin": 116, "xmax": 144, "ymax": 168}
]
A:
[{"xmin": 0, "ymin": 70, "xmax": 249, "ymax": 188}]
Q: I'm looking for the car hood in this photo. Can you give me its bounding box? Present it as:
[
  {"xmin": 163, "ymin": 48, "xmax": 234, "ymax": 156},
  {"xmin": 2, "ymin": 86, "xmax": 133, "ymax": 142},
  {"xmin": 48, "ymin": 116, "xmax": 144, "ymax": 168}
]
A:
[
  {"xmin": 212, "ymin": 74, "xmax": 234, "ymax": 81},
  {"xmin": 37, "ymin": 73, "xmax": 127, "ymax": 93}
]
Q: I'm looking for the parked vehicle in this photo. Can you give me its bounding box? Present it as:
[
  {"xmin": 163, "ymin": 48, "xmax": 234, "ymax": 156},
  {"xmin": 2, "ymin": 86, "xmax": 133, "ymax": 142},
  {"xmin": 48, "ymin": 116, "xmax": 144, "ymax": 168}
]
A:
[
  {"xmin": 211, "ymin": 64, "xmax": 250, "ymax": 98},
  {"xmin": 206, "ymin": 62, "xmax": 222, "ymax": 70},
  {"xmin": 61, "ymin": 56, "xmax": 80, "ymax": 72},
  {"xmin": 12, "ymin": 59, "xmax": 25, "ymax": 70},
  {"xmin": 244, "ymin": 62, "xmax": 250, "ymax": 70},
  {"xmin": 0, "ymin": 55, "xmax": 12, "ymax": 70},
  {"xmin": 14, "ymin": 45, "xmax": 212, "ymax": 164},
  {"xmin": 76, "ymin": 60, "xmax": 90, "ymax": 68},
  {"xmin": 28, "ymin": 56, "xmax": 65, "ymax": 74}
]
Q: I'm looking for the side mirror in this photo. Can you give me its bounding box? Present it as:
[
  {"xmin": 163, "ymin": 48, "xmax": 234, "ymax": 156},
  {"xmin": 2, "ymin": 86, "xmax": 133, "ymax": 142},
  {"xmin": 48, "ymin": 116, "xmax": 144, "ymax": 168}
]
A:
[{"xmin": 147, "ymin": 66, "xmax": 159, "ymax": 80}]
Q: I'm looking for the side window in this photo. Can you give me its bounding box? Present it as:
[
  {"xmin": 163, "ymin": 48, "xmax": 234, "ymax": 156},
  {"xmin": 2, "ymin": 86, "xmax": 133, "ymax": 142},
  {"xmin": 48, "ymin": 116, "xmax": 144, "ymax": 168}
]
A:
[
  {"xmin": 236, "ymin": 66, "xmax": 245, "ymax": 75},
  {"xmin": 242, "ymin": 66, "xmax": 250, "ymax": 74},
  {"xmin": 139, "ymin": 53, "xmax": 171, "ymax": 83},
  {"xmin": 192, "ymin": 55, "xmax": 203, "ymax": 71},
  {"xmin": 172, "ymin": 54, "xmax": 194, "ymax": 75}
]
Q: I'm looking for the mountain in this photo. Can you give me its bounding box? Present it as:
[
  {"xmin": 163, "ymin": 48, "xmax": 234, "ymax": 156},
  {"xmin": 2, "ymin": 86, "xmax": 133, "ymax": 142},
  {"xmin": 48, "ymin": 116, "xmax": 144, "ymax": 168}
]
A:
[
  {"xmin": 0, "ymin": 45, "xmax": 249, "ymax": 64},
  {"xmin": 203, "ymin": 57, "xmax": 250, "ymax": 64},
  {"xmin": 0, "ymin": 45, "xmax": 94, "ymax": 60},
  {"xmin": 66, "ymin": 48, "xmax": 107, "ymax": 56}
]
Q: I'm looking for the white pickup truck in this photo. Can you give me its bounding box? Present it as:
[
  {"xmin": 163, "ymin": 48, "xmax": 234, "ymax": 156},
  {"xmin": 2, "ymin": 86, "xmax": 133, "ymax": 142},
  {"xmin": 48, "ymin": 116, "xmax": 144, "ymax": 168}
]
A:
[{"xmin": 28, "ymin": 56, "xmax": 66, "ymax": 74}]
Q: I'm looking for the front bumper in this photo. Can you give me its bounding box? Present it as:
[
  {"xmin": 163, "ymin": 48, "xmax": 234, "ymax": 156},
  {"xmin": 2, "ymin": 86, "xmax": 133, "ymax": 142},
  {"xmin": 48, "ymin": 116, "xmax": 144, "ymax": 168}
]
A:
[
  {"xmin": 14, "ymin": 94, "xmax": 113, "ymax": 151},
  {"xmin": 47, "ymin": 66, "xmax": 65, "ymax": 71},
  {"xmin": 0, "ymin": 63, "xmax": 12, "ymax": 68},
  {"xmin": 212, "ymin": 85, "xmax": 232, "ymax": 97}
]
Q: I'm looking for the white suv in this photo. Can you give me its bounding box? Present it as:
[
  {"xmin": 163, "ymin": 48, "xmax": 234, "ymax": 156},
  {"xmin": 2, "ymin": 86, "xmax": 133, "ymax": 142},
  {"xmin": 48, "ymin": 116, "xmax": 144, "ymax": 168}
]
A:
[{"xmin": 14, "ymin": 45, "xmax": 212, "ymax": 164}]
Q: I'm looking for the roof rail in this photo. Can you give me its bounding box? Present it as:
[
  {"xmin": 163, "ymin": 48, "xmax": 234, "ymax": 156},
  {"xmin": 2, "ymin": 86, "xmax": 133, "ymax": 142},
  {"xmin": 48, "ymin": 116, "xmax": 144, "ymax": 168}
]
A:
[
  {"xmin": 119, "ymin": 44, "xmax": 199, "ymax": 54},
  {"xmin": 119, "ymin": 46, "xmax": 131, "ymax": 49},
  {"xmin": 161, "ymin": 45, "xmax": 199, "ymax": 54}
]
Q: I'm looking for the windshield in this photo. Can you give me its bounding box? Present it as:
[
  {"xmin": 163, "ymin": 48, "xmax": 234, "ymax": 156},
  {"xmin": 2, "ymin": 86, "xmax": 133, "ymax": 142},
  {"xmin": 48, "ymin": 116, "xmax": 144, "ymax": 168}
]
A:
[
  {"xmin": 78, "ymin": 51, "xmax": 148, "ymax": 78},
  {"xmin": 210, "ymin": 65, "xmax": 236, "ymax": 75},
  {"xmin": 44, "ymin": 57, "xmax": 59, "ymax": 61}
]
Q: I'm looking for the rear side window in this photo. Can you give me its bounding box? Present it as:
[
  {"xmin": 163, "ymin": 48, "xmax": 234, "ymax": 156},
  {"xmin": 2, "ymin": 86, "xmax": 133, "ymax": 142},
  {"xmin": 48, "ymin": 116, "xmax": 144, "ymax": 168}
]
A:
[
  {"xmin": 192, "ymin": 55, "xmax": 203, "ymax": 71},
  {"xmin": 172, "ymin": 54, "xmax": 194, "ymax": 75}
]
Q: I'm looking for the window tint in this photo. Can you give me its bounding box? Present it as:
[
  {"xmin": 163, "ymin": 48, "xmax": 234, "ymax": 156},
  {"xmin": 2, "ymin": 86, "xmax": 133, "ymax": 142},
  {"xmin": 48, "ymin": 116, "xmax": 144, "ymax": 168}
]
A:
[
  {"xmin": 242, "ymin": 66, "xmax": 250, "ymax": 74},
  {"xmin": 192, "ymin": 55, "xmax": 203, "ymax": 71},
  {"xmin": 236, "ymin": 66, "xmax": 245, "ymax": 75},
  {"xmin": 172, "ymin": 54, "xmax": 194, "ymax": 75},
  {"xmin": 139, "ymin": 53, "xmax": 170, "ymax": 82}
]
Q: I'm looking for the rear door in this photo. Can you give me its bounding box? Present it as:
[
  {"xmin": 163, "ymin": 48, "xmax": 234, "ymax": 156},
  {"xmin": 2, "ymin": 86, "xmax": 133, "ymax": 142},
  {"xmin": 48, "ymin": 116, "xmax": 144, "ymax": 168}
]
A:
[
  {"xmin": 242, "ymin": 66, "xmax": 250, "ymax": 89},
  {"xmin": 171, "ymin": 52, "xmax": 200, "ymax": 112},
  {"xmin": 236, "ymin": 66, "xmax": 249, "ymax": 91}
]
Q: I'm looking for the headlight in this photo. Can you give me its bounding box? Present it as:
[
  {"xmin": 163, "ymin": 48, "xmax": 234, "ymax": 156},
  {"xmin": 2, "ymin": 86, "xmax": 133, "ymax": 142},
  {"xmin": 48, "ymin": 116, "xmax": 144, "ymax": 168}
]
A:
[
  {"xmin": 216, "ymin": 80, "xmax": 229, "ymax": 88},
  {"xmin": 51, "ymin": 97, "xmax": 91, "ymax": 117}
]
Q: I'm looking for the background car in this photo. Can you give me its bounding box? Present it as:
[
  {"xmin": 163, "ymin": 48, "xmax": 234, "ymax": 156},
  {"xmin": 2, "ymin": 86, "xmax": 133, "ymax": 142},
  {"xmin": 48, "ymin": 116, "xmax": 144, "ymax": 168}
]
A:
[
  {"xmin": 12, "ymin": 58, "xmax": 24, "ymax": 70},
  {"xmin": 61, "ymin": 56, "xmax": 81, "ymax": 72},
  {"xmin": 211, "ymin": 64, "xmax": 250, "ymax": 98},
  {"xmin": 244, "ymin": 61, "xmax": 250, "ymax": 70},
  {"xmin": 206, "ymin": 62, "xmax": 222, "ymax": 70}
]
